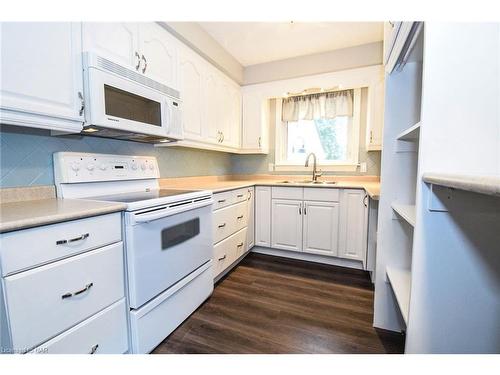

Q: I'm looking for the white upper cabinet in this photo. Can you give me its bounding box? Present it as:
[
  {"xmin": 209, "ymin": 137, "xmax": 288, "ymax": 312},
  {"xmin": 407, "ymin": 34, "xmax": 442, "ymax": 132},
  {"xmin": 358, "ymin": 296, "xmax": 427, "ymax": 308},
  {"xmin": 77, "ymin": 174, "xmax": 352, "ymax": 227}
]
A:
[
  {"xmin": 179, "ymin": 47, "xmax": 204, "ymax": 141},
  {"xmin": 82, "ymin": 23, "xmax": 139, "ymax": 69},
  {"xmin": 138, "ymin": 23, "xmax": 179, "ymax": 89},
  {"xmin": 366, "ymin": 77, "xmax": 385, "ymax": 151},
  {"xmin": 302, "ymin": 201, "xmax": 340, "ymax": 256},
  {"xmin": 339, "ymin": 189, "xmax": 368, "ymax": 263},
  {"xmin": 83, "ymin": 22, "xmax": 179, "ymax": 89},
  {"xmin": 240, "ymin": 90, "xmax": 269, "ymax": 154},
  {"xmin": 0, "ymin": 22, "xmax": 84, "ymax": 132}
]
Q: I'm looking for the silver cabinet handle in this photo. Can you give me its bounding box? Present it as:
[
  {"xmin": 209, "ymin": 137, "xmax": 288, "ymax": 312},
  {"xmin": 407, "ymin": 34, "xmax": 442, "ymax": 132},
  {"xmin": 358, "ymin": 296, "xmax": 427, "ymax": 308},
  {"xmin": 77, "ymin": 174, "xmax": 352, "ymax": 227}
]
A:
[
  {"xmin": 78, "ymin": 91, "xmax": 85, "ymax": 116},
  {"xmin": 135, "ymin": 52, "xmax": 141, "ymax": 71},
  {"xmin": 304, "ymin": 205, "xmax": 307, "ymax": 215},
  {"xmin": 141, "ymin": 54, "xmax": 147, "ymax": 73},
  {"xmin": 258, "ymin": 136, "xmax": 261, "ymax": 148},
  {"xmin": 237, "ymin": 215, "xmax": 244, "ymax": 219},
  {"xmin": 237, "ymin": 242, "xmax": 244, "ymax": 248},
  {"xmin": 218, "ymin": 223, "xmax": 226, "ymax": 228},
  {"xmin": 218, "ymin": 199, "xmax": 226, "ymax": 203},
  {"xmin": 299, "ymin": 205, "xmax": 302, "ymax": 215},
  {"xmin": 218, "ymin": 254, "xmax": 226, "ymax": 261},
  {"xmin": 363, "ymin": 194, "xmax": 368, "ymax": 207},
  {"xmin": 221, "ymin": 132, "xmax": 225, "ymax": 142},
  {"xmin": 89, "ymin": 344, "xmax": 99, "ymax": 354},
  {"xmin": 247, "ymin": 190, "xmax": 252, "ymax": 201},
  {"xmin": 61, "ymin": 282, "xmax": 93, "ymax": 299},
  {"xmin": 56, "ymin": 233, "xmax": 89, "ymax": 245},
  {"xmin": 237, "ymin": 194, "xmax": 244, "ymax": 198}
]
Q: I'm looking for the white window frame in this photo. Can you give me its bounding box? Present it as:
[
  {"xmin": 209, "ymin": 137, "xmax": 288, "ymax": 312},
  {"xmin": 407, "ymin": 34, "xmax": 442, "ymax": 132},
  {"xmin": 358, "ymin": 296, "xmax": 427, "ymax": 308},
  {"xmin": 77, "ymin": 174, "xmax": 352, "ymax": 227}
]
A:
[{"xmin": 274, "ymin": 88, "xmax": 362, "ymax": 172}]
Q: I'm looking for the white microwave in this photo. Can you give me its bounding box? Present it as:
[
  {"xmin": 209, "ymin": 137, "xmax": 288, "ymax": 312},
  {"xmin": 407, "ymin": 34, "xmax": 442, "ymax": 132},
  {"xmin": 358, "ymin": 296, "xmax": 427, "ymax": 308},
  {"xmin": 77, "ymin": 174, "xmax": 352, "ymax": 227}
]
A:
[{"xmin": 81, "ymin": 52, "xmax": 183, "ymax": 143}]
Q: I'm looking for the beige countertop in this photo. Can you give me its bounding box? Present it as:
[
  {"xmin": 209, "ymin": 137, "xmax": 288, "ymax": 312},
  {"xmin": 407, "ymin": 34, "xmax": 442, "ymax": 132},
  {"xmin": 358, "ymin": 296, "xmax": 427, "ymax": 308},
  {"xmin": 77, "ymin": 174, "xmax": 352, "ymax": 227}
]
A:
[
  {"xmin": 0, "ymin": 198, "xmax": 126, "ymax": 234},
  {"xmin": 159, "ymin": 175, "xmax": 381, "ymax": 200}
]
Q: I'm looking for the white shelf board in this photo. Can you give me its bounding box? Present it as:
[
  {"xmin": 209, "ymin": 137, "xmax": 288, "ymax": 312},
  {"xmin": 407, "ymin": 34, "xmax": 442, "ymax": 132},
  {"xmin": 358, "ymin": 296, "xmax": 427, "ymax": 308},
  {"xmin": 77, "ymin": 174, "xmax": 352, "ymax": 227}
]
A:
[
  {"xmin": 386, "ymin": 266, "xmax": 411, "ymax": 325},
  {"xmin": 391, "ymin": 202, "xmax": 416, "ymax": 227},
  {"xmin": 396, "ymin": 122, "xmax": 420, "ymax": 141},
  {"xmin": 423, "ymin": 173, "xmax": 500, "ymax": 197}
]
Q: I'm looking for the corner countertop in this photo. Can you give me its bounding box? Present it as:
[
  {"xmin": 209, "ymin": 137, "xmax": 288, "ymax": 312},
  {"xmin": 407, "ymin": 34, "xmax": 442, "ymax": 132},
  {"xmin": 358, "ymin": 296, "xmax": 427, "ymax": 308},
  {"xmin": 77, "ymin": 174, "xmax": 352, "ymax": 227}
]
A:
[
  {"xmin": 159, "ymin": 175, "xmax": 381, "ymax": 200},
  {"xmin": 0, "ymin": 198, "xmax": 127, "ymax": 234}
]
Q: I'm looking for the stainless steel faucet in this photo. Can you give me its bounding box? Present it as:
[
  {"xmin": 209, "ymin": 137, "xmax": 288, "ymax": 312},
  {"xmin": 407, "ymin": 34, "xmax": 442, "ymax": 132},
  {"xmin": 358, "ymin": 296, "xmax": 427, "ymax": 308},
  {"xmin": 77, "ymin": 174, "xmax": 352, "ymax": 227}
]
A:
[{"xmin": 305, "ymin": 152, "xmax": 322, "ymax": 182}]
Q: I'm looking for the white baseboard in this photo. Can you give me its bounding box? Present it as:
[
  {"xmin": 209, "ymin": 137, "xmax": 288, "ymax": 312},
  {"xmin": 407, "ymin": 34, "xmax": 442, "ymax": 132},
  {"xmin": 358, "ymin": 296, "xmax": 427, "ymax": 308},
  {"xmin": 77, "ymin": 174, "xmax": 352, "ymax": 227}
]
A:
[{"xmin": 250, "ymin": 246, "xmax": 364, "ymax": 270}]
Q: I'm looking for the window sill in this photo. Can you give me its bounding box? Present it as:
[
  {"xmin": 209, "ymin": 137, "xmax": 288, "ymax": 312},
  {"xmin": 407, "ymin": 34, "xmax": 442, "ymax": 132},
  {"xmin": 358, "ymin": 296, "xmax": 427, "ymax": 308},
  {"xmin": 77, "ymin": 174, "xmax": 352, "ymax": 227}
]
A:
[{"xmin": 274, "ymin": 164, "xmax": 359, "ymax": 172}]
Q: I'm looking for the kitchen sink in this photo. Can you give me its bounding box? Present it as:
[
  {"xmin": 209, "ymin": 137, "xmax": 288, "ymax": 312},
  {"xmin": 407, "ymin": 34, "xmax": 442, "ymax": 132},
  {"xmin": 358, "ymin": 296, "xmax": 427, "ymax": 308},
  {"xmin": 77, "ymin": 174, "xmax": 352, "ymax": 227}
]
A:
[{"xmin": 277, "ymin": 180, "xmax": 336, "ymax": 185}]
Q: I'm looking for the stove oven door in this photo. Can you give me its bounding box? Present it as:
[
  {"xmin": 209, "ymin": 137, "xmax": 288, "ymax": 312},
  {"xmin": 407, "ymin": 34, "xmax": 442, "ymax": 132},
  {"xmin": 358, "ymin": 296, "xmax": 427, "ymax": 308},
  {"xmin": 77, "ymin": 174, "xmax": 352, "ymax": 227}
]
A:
[{"xmin": 125, "ymin": 203, "xmax": 213, "ymax": 308}]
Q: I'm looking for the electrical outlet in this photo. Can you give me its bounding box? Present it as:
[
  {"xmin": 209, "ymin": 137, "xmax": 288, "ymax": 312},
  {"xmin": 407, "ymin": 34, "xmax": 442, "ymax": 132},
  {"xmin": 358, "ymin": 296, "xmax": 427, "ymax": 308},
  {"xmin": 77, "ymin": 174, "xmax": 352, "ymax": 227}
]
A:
[
  {"xmin": 360, "ymin": 162, "xmax": 367, "ymax": 173},
  {"xmin": 268, "ymin": 163, "xmax": 274, "ymax": 172}
]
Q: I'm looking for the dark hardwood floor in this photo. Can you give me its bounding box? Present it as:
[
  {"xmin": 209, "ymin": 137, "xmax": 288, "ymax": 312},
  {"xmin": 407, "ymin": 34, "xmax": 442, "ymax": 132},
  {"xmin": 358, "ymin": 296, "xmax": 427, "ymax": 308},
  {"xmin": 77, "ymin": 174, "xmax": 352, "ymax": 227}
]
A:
[{"xmin": 152, "ymin": 253, "xmax": 405, "ymax": 354}]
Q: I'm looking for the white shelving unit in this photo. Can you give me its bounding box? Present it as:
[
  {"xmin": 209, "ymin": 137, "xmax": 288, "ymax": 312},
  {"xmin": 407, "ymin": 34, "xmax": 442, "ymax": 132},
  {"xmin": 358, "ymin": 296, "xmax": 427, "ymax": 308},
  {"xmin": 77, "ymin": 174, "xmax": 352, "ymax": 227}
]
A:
[
  {"xmin": 385, "ymin": 266, "xmax": 411, "ymax": 324},
  {"xmin": 376, "ymin": 23, "xmax": 500, "ymax": 353},
  {"xmin": 391, "ymin": 203, "xmax": 416, "ymax": 227}
]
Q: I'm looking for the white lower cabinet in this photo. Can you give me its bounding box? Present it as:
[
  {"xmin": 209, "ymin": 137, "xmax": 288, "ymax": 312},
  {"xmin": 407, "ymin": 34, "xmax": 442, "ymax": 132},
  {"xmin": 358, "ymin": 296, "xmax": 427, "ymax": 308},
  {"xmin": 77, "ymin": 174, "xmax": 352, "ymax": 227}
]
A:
[
  {"xmin": 0, "ymin": 212, "xmax": 128, "ymax": 354},
  {"xmin": 303, "ymin": 201, "xmax": 340, "ymax": 256},
  {"xmin": 339, "ymin": 189, "xmax": 369, "ymax": 262},
  {"xmin": 255, "ymin": 186, "xmax": 271, "ymax": 247},
  {"xmin": 271, "ymin": 199, "xmax": 303, "ymax": 252}
]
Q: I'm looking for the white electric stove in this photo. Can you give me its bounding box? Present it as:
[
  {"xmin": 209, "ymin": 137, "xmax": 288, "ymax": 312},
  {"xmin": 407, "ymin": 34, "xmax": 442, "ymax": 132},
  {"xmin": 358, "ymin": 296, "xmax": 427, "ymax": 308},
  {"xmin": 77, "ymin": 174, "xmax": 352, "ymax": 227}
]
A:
[{"xmin": 53, "ymin": 152, "xmax": 214, "ymax": 353}]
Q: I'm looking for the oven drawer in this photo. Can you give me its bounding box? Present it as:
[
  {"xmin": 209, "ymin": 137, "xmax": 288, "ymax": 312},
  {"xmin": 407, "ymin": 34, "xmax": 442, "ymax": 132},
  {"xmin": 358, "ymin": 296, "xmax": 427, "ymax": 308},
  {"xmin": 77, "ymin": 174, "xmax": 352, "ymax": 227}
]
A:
[
  {"xmin": 213, "ymin": 200, "xmax": 248, "ymax": 244},
  {"xmin": 0, "ymin": 212, "xmax": 122, "ymax": 276},
  {"xmin": 129, "ymin": 261, "xmax": 213, "ymax": 354},
  {"xmin": 213, "ymin": 227, "xmax": 247, "ymax": 278},
  {"xmin": 30, "ymin": 299, "xmax": 128, "ymax": 354},
  {"xmin": 4, "ymin": 242, "xmax": 125, "ymax": 351}
]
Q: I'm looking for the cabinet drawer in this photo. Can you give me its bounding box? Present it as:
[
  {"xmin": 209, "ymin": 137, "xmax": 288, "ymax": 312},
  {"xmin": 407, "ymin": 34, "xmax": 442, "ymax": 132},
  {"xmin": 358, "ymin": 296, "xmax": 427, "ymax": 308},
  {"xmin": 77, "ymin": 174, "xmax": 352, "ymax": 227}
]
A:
[
  {"xmin": 232, "ymin": 188, "xmax": 249, "ymax": 204},
  {"xmin": 213, "ymin": 233, "xmax": 238, "ymax": 277},
  {"xmin": 0, "ymin": 212, "xmax": 122, "ymax": 276},
  {"xmin": 30, "ymin": 299, "xmax": 128, "ymax": 354},
  {"xmin": 213, "ymin": 188, "xmax": 249, "ymax": 211},
  {"xmin": 213, "ymin": 201, "xmax": 247, "ymax": 243},
  {"xmin": 4, "ymin": 242, "xmax": 125, "ymax": 351},
  {"xmin": 272, "ymin": 187, "xmax": 303, "ymax": 200},
  {"xmin": 303, "ymin": 188, "xmax": 340, "ymax": 202}
]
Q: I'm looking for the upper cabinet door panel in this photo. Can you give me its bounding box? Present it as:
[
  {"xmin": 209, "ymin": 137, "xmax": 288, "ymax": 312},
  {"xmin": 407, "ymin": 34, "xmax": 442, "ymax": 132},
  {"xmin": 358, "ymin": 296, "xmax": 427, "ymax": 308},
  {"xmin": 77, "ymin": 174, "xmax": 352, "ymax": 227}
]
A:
[
  {"xmin": 138, "ymin": 23, "xmax": 178, "ymax": 89},
  {"xmin": 0, "ymin": 22, "xmax": 84, "ymax": 125},
  {"xmin": 179, "ymin": 48, "xmax": 204, "ymax": 140},
  {"xmin": 202, "ymin": 67, "xmax": 220, "ymax": 144},
  {"xmin": 82, "ymin": 22, "xmax": 139, "ymax": 68}
]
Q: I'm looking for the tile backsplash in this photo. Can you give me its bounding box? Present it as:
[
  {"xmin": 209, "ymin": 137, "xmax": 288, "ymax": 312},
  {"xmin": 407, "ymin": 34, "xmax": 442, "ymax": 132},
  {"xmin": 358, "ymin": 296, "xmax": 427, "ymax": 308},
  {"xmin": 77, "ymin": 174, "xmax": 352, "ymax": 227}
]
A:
[{"xmin": 0, "ymin": 125, "xmax": 232, "ymax": 188}]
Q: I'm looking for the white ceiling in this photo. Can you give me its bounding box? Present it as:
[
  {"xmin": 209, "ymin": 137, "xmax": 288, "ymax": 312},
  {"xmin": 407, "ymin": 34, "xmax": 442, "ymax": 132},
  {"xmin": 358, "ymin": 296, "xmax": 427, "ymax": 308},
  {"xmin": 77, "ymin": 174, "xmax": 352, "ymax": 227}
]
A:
[{"xmin": 198, "ymin": 22, "xmax": 384, "ymax": 67}]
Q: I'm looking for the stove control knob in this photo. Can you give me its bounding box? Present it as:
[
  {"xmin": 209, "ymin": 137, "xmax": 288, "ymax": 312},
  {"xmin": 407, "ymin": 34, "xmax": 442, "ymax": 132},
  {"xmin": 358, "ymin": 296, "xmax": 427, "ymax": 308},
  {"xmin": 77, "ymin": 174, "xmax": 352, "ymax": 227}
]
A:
[
  {"xmin": 99, "ymin": 164, "xmax": 107, "ymax": 171},
  {"xmin": 149, "ymin": 163, "xmax": 154, "ymax": 170},
  {"xmin": 141, "ymin": 163, "xmax": 147, "ymax": 171},
  {"xmin": 71, "ymin": 162, "xmax": 80, "ymax": 172},
  {"xmin": 131, "ymin": 163, "xmax": 138, "ymax": 171},
  {"xmin": 86, "ymin": 163, "xmax": 95, "ymax": 171}
]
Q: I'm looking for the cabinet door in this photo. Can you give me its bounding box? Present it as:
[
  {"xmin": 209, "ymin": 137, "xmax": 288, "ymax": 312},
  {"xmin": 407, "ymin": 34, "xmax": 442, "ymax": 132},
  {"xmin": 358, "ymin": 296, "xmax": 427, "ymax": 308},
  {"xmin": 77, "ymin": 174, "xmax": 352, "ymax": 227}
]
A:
[
  {"xmin": 246, "ymin": 187, "xmax": 255, "ymax": 251},
  {"xmin": 138, "ymin": 23, "xmax": 178, "ymax": 89},
  {"xmin": 179, "ymin": 48, "xmax": 204, "ymax": 141},
  {"xmin": 339, "ymin": 189, "xmax": 368, "ymax": 262},
  {"xmin": 366, "ymin": 77, "xmax": 385, "ymax": 151},
  {"xmin": 255, "ymin": 186, "xmax": 271, "ymax": 247},
  {"xmin": 0, "ymin": 22, "xmax": 84, "ymax": 131},
  {"xmin": 271, "ymin": 199, "xmax": 303, "ymax": 252},
  {"xmin": 202, "ymin": 67, "xmax": 222, "ymax": 144},
  {"xmin": 223, "ymin": 80, "xmax": 241, "ymax": 148},
  {"xmin": 303, "ymin": 201, "xmax": 339, "ymax": 256},
  {"xmin": 82, "ymin": 22, "xmax": 139, "ymax": 69},
  {"xmin": 241, "ymin": 91, "xmax": 269, "ymax": 153}
]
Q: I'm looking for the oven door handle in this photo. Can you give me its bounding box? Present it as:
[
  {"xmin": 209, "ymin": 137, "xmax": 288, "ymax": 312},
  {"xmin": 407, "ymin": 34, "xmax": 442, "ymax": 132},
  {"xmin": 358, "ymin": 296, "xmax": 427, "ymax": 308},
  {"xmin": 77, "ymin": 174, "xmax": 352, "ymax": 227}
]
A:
[{"xmin": 130, "ymin": 198, "xmax": 213, "ymax": 224}]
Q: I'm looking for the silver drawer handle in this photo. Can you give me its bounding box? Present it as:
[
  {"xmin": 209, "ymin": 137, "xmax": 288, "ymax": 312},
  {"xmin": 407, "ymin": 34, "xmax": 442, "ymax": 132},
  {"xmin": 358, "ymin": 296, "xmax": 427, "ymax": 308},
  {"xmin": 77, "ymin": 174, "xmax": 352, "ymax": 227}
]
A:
[
  {"xmin": 237, "ymin": 242, "xmax": 244, "ymax": 248},
  {"xmin": 218, "ymin": 223, "xmax": 226, "ymax": 228},
  {"xmin": 237, "ymin": 215, "xmax": 244, "ymax": 219},
  {"xmin": 56, "ymin": 233, "xmax": 89, "ymax": 245},
  {"xmin": 61, "ymin": 282, "xmax": 93, "ymax": 299},
  {"xmin": 218, "ymin": 254, "xmax": 226, "ymax": 261},
  {"xmin": 89, "ymin": 344, "xmax": 99, "ymax": 354},
  {"xmin": 237, "ymin": 194, "xmax": 244, "ymax": 198},
  {"xmin": 218, "ymin": 199, "xmax": 226, "ymax": 203}
]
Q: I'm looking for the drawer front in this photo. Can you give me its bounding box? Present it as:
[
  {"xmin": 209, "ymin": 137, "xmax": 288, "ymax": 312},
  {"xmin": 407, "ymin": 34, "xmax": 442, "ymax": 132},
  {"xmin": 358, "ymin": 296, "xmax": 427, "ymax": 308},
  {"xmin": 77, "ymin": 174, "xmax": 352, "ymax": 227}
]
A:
[
  {"xmin": 4, "ymin": 242, "xmax": 125, "ymax": 351},
  {"xmin": 272, "ymin": 187, "xmax": 303, "ymax": 200},
  {"xmin": 213, "ymin": 234, "xmax": 238, "ymax": 277},
  {"xmin": 213, "ymin": 227, "xmax": 247, "ymax": 278},
  {"xmin": 213, "ymin": 190, "xmax": 234, "ymax": 210},
  {"xmin": 232, "ymin": 188, "xmax": 249, "ymax": 204},
  {"xmin": 213, "ymin": 201, "xmax": 248, "ymax": 243},
  {"xmin": 30, "ymin": 299, "xmax": 128, "ymax": 354},
  {"xmin": 0, "ymin": 212, "xmax": 122, "ymax": 276},
  {"xmin": 303, "ymin": 188, "xmax": 340, "ymax": 202}
]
